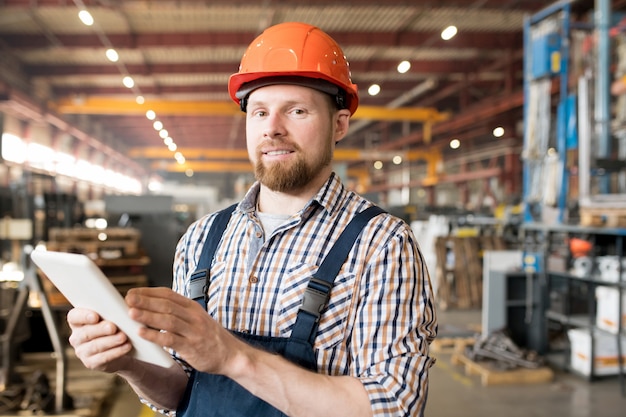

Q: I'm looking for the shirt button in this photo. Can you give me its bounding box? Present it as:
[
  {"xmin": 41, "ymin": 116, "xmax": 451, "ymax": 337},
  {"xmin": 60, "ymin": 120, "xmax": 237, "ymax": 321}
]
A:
[
  {"xmin": 255, "ymin": 230, "xmax": 262, "ymax": 238},
  {"xmin": 249, "ymin": 276, "xmax": 259, "ymax": 284}
]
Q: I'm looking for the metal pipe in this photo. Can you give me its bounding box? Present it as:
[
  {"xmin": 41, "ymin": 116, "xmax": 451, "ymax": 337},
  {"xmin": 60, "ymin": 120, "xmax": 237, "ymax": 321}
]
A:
[{"xmin": 596, "ymin": 0, "xmax": 611, "ymax": 160}]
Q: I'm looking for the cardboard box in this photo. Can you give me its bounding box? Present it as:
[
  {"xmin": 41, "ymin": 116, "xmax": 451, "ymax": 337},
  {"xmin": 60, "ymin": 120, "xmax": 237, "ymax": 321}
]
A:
[
  {"xmin": 568, "ymin": 328, "xmax": 626, "ymax": 376},
  {"xmin": 595, "ymin": 287, "xmax": 626, "ymax": 334}
]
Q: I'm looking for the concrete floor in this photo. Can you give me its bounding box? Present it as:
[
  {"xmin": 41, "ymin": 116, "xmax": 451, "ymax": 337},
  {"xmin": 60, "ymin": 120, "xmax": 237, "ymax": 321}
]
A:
[
  {"xmin": 102, "ymin": 309, "xmax": 626, "ymax": 417},
  {"xmin": 426, "ymin": 310, "xmax": 625, "ymax": 417}
]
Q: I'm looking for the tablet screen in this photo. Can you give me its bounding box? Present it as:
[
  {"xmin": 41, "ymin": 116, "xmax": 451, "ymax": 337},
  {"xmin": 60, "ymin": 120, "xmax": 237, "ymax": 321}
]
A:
[{"xmin": 30, "ymin": 250, "xmax": 175, "ymax": 368}]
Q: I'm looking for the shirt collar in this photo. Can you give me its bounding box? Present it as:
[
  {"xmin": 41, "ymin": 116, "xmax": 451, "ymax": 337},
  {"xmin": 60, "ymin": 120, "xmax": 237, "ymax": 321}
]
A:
[{"xmin": 238, "ymin": 172, "xmax": 346, "ymax": 217}]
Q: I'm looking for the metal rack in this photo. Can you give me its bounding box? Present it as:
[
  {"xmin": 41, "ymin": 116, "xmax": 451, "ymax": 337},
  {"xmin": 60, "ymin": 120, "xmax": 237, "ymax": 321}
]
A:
[
  {"xmin": 523, "ymin": 0, "xmax": 626, "ymax": 225},
  {"xmin": 522, "ymin": 222, "xmax": 625, "ymax": 396}
]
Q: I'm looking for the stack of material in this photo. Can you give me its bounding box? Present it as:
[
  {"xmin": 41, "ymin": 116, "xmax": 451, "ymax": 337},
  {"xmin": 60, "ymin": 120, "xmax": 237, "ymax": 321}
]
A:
[
  {"xmin": 579, "ymin": 207, "xmax": 626, "ymax": 228},
  {"xmin": 435, "ymin": 235, "xmax": 506, "ymax": 310},
  {"xmin": 46, "ymin": 227, "xmax": 141, "ymax": 258}
]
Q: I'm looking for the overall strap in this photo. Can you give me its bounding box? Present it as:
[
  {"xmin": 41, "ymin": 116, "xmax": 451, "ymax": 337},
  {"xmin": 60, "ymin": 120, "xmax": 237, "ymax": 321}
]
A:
[
  {"xmin": 290, "ymin": 205, "xmax": 385, "ymax": 345},
  {"xmin": 189, "ymin": 203, "xmax": 237, "ymax": 309}
]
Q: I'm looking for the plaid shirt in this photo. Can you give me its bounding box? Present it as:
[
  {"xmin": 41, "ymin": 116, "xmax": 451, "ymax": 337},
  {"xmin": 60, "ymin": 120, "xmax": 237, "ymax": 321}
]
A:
[{"xmin": 147, "ymin": 173, "xmax": 437, "ymax": 416}]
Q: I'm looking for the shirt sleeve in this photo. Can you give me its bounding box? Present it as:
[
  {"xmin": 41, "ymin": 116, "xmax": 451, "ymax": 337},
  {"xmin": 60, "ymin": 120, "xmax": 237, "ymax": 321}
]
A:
[{"xmin": 354, "ymin": 222, "xmax": 438, "ymax": 416}]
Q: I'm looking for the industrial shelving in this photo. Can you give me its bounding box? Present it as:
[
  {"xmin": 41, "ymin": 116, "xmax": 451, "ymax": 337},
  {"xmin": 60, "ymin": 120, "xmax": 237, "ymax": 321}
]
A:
[
  {"xmin": 521, "ymin": 1, "xmax": 626, "ymax": 396},
  {"xmin": 521, "ymin": 222, "xmax": 625, "ymax": 394}
]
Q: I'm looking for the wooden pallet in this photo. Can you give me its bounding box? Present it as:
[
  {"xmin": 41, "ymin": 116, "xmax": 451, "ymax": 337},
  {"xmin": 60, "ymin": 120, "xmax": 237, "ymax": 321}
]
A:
[
  {"xmin": 451, "ymin": 351, "xmax": 554, "ymax": 386},
  {"xmin": 431, "ymin": 336, "xmax": 476, "ymax": 354},
  {"xmin": 47, "ymin": 227, "xmax": 141, "ymax": 256},
  {"xmin": 580, "ymin": 207, "xmax": 626, "ymax": 228}
]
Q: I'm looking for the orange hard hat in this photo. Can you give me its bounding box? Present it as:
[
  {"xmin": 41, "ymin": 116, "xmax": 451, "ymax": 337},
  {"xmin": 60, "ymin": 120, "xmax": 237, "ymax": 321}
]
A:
[{"xmin": 228, "ymin": 22, "xmax": 359, "ymax": 115}]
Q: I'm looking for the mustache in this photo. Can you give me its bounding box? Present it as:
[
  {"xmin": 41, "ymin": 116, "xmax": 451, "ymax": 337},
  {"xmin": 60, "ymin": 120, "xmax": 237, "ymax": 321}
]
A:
[{"xmin": 256, "ymin": 139, "xmax": 302, "ymax": 155}]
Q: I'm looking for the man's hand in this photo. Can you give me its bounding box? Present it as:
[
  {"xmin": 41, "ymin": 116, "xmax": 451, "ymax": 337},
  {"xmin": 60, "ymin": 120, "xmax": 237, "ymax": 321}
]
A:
[
  {"xmin": 67, "ymin": 307, "xmax": 134, "ymax": 372},
  {"xmin": 124, "ymin": 287, "xmax": 246, "ymax": 377}
]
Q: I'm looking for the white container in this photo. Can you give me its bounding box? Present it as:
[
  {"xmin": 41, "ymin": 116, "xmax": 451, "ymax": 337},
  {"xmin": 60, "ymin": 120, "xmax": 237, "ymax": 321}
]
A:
[
  {"xmin": 568, "ymin": 328, "xmax": 626, "ymax": 376},
  {"xmin": 595, "ymin": 286, "xmax": 626, "ymax": 334},
  {"xmin": 595, "ymin": 256, "xmax": 626, "ymax": 283}
]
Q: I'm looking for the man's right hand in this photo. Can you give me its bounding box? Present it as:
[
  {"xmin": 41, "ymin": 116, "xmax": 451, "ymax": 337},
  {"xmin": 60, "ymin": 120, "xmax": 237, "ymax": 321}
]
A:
[{"xmin": 67, "ymin": 307, "xmax": 134, "ymax": 372}]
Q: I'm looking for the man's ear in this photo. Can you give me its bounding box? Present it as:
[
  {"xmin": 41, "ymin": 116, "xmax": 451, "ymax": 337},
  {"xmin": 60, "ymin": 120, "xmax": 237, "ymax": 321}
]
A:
[{"xmin": 333, "ymin": 109, "xmax": 351, "ymax": 144}]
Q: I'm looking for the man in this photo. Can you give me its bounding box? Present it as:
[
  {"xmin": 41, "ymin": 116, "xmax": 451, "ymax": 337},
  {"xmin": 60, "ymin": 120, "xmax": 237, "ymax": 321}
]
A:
[{"xmin": 67, "ymin": 22, "xmax": 437, "ymax": 417}]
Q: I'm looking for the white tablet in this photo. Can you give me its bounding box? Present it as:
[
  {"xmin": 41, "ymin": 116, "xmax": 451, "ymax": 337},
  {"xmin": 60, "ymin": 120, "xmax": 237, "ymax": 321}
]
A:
[{"xmin": 30, "ymin": 250, "xmax": 175, "ymax": 368}]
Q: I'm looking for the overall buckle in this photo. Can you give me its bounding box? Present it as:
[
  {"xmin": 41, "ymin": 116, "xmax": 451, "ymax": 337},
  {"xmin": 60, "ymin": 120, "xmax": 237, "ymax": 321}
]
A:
[{"xmin": 299, "ymin": 278, "xmax": 332, "ymax": 320}]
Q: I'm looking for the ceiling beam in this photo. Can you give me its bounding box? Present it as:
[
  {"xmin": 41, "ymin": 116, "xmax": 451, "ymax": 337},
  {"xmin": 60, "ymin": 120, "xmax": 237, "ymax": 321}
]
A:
[
  {"xmin": 52, "ymin": 97, "xmax": 450, "ymax": 122},
  {"xmin": 0, "ymin": 89, "xmax": 146, "ymax": 175},
  {"xmin": 130, "ymin": 147, "xmax": 442, "ymax": 163},
  {"xmin": 2, "ymin": 0, "xmax": 547, "ymax": 9},
  {"xmin": 379, "ymin": 89, "xmax": 525, "ymax": 150},
  {"xmin": 5, "ymin": 30, "xmax": 522, "ymax": 51},
  {"xmin": 26, "ymin": 59, "xmax": 489, "ymax": 77},
  {"xmin": 153, "ymin": 160, "xmax": 252, "ymax": 173}
]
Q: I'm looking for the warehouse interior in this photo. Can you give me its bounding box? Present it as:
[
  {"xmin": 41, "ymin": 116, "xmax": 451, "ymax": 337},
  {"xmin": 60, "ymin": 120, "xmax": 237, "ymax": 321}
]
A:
[{"xmin": 0, "ymin": 0, "xmax": 625, "ymax": 415}]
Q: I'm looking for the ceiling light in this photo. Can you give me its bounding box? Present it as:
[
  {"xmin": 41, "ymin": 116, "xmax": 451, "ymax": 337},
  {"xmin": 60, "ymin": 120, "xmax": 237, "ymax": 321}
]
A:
[
  {"xmin": 146, "ymin": 110, "xmax": 156, "ymax": 120},
  {"xmin": 493, "ymin": 126, "xmax": 505, "ymax": 137},
  {"xmin": 106, "ymin": 48, "xmax": 119, "ymax": 62},
  {"xmin": 441, "ymin": 25, "xmax": 458, "ymax": 41},
  {"xmin": 185, "ymin": 169, "xmax": 194, "ymax": 177},
  {"xmin": 153, "ymin": 120, "xmax": 163, "ymax": 130},
  {"xmin": 374, "ymin": 160, "xmax": 383, "ymax": 170},
  {"xmin": 148, "ymin": 179, "xmax": 163, "ymax": 192},
  {"xmin": 368, "ymin": 84, "xmax": 381, "ymax": 96},
  {"xmin": 164, "ymin": 137, "xmax": 173, "ymax": 146},
  {"xmin": 450, "ymin": 139, "xmax": 460, "ymax": 149},
  {"xmin": 78, "ymin": 10, "xmax": 94, "ymax": 26},
  {"xmin": 397, "ymin": 61, "xmax": 411, "ymax": 74},
  {"xmin": 159, "ymin": 129, "xmax": 169, "ymax": 138},
  {"xmin": 392, "ymin": 155, "xmax": 403, "ymax": 165},
  {"xmin": 122, "ymin": 76, "xmax": 134, "ymax": 88},
  {"xmin": 135, "ymin": 96, "xmax": 145, "ymax": 104},
  {"xmin": 168, "ymin": 143, "xmax": 177, "ymax": 151}
]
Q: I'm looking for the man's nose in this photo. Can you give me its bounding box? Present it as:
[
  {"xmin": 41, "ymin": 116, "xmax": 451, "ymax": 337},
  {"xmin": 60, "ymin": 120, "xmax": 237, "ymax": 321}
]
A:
[{"xmin": 262, "ymin": 113, "xmax": 287, "ymax": 138}]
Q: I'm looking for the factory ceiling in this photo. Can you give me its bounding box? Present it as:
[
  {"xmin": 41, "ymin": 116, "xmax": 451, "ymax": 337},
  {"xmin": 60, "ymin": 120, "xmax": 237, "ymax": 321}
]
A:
[{"xmin": 0, "ymin": 0, "xmax": 597, "ymax": 190}]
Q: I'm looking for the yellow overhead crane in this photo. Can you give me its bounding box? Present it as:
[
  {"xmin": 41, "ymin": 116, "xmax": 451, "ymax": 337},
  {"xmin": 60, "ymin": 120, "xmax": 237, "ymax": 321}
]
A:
[
  {"xmin": 53, "ymin": 97, "xmax": 449, "ymax": 123},
  {"xmin": 53, "ymin": 97, "xmax": 447, "ymax": 190},
  {"xmin": 130, "ymin": 147, "xmax": 442, "ymax": 190}
]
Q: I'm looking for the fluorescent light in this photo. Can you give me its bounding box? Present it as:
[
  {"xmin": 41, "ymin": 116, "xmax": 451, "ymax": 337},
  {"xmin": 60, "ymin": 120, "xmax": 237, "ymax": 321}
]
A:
[
  {"xmin": 397, "ymin": 61, "xmax": 411, "ymax": 74},
  {"xmin": 122, "ymin": 76, "xmax": 134, "ymax": 88},
  {"xmin": 368, "ymin": 84, "xmax": 381, "ymax": 96},
  {"xmin": 105, "ymin": 49, "xmax": 119, "ymax": 62},
  {"xmin": 1, "ymin": 133, "xmax": 26, "ymax": 163},
  {"xmin": 148, "ymin": 179, "xmax": 163, "ymax": 192},
  {"xmin": 441, "ymin": 25, "xmax": 458, "ymax": 41},
  {"xmin": 78, "ymin": 10, "xmax": 94, "ymax": 26}
]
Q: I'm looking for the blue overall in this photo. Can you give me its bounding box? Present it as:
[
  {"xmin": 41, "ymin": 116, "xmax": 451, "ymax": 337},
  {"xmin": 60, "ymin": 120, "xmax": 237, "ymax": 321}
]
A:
[{"xmin": 176, "ymin": 204, "xmax": 384, "ymax": 417}]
